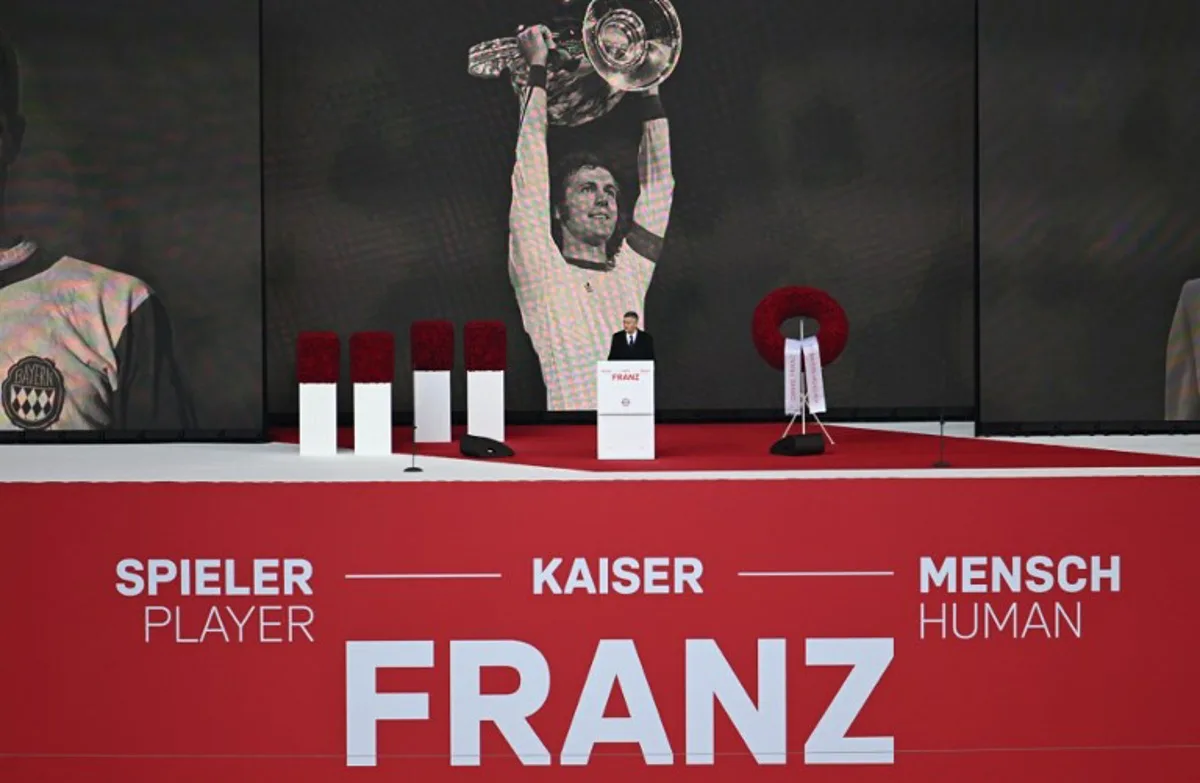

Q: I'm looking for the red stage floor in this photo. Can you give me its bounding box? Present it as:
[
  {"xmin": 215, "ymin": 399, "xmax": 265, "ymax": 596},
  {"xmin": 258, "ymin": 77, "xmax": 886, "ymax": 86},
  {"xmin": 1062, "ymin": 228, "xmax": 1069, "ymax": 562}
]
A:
[{"xmin": 270, "ymin": 423, "xmax": 1200, "ymax": 471}]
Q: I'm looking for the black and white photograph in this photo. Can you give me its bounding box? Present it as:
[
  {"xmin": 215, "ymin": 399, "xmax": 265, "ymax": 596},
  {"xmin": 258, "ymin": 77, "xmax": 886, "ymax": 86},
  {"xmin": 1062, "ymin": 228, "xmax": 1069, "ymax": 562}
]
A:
[
  {"xmin": 0, "ymin": 0, "xmax": 262, "ymax": 436},
  {"xmin": 264, "ymin": 0, "xmax": 975, "ymax": 415},
  {"xmin": 497, "ymin": 14, "xmax": 675, "ymax": 411}
]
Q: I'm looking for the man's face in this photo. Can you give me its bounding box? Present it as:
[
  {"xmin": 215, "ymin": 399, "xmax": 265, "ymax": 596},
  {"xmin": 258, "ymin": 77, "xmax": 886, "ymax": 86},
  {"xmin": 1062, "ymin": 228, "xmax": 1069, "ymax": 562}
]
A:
[
  {"xmin": 557, "ymin": 165, "xmax": 618, "ymax": 247},
  {"xmin": 623, "ymin": 315, "xmax": 638, "ymax": 333}
]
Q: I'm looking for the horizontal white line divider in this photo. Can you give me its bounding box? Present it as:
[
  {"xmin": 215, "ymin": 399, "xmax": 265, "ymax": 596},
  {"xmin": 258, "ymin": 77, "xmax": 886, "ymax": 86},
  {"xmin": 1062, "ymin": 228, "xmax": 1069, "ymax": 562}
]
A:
[
  {"xmin": 737, "ymin": 571, "xmax": 895, "ymax": 577},
  {"xmin": 344, "ymin": 573, "xmax": 503, "ymax": 580}
]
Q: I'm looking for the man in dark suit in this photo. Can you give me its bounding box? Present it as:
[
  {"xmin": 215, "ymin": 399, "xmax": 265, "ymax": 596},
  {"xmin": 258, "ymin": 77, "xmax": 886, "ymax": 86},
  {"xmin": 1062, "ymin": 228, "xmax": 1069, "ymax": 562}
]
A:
[{"xmin": 608, "ymin": 311, "xmax": 655, "ymax": 361}]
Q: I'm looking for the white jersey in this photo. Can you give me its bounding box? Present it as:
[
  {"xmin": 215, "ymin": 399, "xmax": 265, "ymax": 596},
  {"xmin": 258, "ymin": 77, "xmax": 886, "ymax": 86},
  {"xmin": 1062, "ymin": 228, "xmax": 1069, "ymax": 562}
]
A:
[
  {"xmin": 512, "ymin": 235, "xmax": 654, "ymax": 411},
  {"xmin": 0, "ymin": 240, "xmax": 193, "ymax": 431},
  {"xmin": 508, "ymin": 73, "xmax": 674, "ymax": 411}
]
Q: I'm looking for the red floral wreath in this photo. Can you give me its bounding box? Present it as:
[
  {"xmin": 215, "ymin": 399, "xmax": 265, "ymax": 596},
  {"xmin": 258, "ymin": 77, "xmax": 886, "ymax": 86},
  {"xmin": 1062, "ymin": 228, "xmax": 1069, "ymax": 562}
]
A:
[
  {"xmin": 752, "ymin": 286, "xmax": 849, "ymax": 370},
  {"xmin": 464, "ymin": 321, "xmax": 507, "ymax": 372},
  {"xmin": 410, "ymin": 320, "xmax": 455, "ymax": 372}
]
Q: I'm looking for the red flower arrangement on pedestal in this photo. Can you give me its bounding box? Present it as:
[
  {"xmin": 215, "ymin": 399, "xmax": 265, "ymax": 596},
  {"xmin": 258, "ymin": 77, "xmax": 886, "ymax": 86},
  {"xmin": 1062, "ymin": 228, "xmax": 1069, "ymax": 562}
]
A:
[
  {"xmin": 464, "ymin": 321, "xmax": 507, "ymax": 372},
  {"xmin": 751, "ymin": 287, "xmax": 849, "ymax": 370},
  {"xmin": 349, "ymin": 331, "xmax": 396, "ymax": 384},
  {"xmin": 295, "ymin": 331, "xmax": 340, "ymax": 384},
  {"xmin": 410, "ymin": 320, "xmax": 455, "ymax": 372}
]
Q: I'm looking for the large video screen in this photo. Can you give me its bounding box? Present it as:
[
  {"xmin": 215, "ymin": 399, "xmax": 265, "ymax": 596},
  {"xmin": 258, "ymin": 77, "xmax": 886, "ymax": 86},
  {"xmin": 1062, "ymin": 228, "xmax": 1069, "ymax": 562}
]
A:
[
  {"xmin": 979, "ymin": 0, "xmax": 1200, "ymax": 425},
  {"xmin": 0, "ymin": 1, "xmax": 262, "ymax": 436},
  {"xmin": 264, "ymin": 0, "xmax": 974, "ymax": 414}
]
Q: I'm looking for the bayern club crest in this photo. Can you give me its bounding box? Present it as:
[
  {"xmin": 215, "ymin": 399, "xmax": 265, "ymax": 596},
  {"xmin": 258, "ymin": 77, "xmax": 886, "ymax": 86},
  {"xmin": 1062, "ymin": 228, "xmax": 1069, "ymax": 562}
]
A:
[{"xmin": 2, "ymin": 356, "xmax": 66, "ymax": 430}]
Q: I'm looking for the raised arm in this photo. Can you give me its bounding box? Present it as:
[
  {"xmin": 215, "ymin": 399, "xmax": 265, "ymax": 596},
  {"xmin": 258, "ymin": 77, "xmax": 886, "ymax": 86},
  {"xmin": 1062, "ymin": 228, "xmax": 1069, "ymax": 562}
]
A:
[
  {"xmin": 509, "ymin": 27, "xmax": 557, "ymax": 277},
  {"xmin": 628, "ymin": 88, "xmax": 675, "ymax": 260}
]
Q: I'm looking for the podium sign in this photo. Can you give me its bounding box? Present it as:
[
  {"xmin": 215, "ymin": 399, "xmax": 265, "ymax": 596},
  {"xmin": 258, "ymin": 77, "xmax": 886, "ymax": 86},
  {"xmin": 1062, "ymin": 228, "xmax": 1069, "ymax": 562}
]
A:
[
  {"xmin": 597, "ymin": 361, "xmax": 655, "ymax": 414},
  {"xmin": 596, "ymin": 361, "xmax": 655, "ymax": 460}
]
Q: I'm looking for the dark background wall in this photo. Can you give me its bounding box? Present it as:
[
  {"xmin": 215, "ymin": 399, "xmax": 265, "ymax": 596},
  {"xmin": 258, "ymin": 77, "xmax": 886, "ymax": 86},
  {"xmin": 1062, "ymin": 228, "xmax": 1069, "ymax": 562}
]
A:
[
  {"xmin": 1, "ymin": 0, "xmax": 263, "ymax": 432},
  {"xmin": 263, "ymin": 0, "xmax": 975, "ymax": 415},
  {"xmin": 979, "ymin": 0, "xmax": 1200, "ymax": 424},
  {"xmin": 10, "ymin": 0, "xmax": 1198, "ymax": 430}
]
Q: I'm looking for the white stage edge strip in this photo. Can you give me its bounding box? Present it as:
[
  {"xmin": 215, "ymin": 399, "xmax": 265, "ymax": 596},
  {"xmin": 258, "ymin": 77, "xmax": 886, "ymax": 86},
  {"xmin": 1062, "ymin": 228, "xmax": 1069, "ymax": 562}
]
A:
[
  {"xmin": 353, "ymin": 382, "xmax": 393, "ymax": 456},
  {"xmin": 413, "ymin": 370, "xmax": 452, "ymax": 443},
  {"xmin": 5, "ymin": 424, "xmax": 1200, "ymax": 483},
  {"xmin": 467, "ymin": 370, "xmax": 505, "ymax": 442},
  {"xmin": 298, "ymin": 382, "xmax": 338, "ymax": 456}
]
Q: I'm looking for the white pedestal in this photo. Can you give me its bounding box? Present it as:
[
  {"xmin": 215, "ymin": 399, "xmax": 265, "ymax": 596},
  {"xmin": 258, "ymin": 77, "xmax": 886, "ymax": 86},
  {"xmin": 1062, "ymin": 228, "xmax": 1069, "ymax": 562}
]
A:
[
  {"xmin": 353, "ymin": 382, "xmax": 392, "ymax": 456},
  {"xmin": 467, "ymin": 370, "xmax": 505, "ymax": 442},
  {"xmin": 597, "ymin": 414, "xmax": 656, "ymax": 460},
  {"xmin": 596, "ymin": 361, "xmax": 656, "ymax": 461},
  {"xmin": 413, "ymin": 370, "xmax": 451, "ymax": 443},
  {"xmin": 298, "ymin": 382, "xmax": 338, "ymax": 456}
]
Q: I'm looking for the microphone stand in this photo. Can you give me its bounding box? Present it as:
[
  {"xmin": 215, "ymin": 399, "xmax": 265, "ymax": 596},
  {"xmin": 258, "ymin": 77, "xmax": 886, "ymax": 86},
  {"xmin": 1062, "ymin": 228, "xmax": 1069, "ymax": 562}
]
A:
[
  {"xmin": 932, "ymin": 411, "xmax": 950, "ymax": 469},
  {"xmin": 932, "ymin": 356, "xmax": 950, "ymax": 468},
  {"xmin": 404, "ymin": 423, "xmax": 423, "ymax": 473}
]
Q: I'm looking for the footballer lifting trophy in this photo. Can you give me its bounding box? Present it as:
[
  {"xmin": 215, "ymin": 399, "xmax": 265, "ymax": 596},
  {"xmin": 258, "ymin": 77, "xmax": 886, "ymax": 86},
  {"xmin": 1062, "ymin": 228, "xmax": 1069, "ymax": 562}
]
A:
[{"xmin": 468, "ymin": 0, "xmax": 682, "ymax": 127}]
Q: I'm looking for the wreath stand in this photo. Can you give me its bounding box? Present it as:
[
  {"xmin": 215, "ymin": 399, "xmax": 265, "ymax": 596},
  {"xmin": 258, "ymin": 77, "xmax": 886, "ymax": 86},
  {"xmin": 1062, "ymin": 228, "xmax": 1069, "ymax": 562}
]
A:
[
  {"xmin": 771, "ymin": 322, "xmax": 835, "ymax": 457},
  {"xmin": 752, "ymin": 285, "xmax": 848, "ymax": 459}
]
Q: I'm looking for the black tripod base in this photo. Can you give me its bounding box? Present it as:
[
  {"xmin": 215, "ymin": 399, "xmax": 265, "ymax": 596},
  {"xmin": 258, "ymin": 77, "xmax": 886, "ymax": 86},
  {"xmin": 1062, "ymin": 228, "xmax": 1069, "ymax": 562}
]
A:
[
  {"xmin": 404, "ymin": 466, "xmax": 424, "ymax": 473},
  {"xmin": 770, "ymin": 433, "xmax": 826, "ymax": 457}
]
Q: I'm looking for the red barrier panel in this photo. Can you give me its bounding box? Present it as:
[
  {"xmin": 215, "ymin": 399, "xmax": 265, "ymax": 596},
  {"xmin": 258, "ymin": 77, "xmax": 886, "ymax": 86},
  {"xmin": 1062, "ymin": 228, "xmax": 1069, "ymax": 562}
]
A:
[{"xmin": 3, "ymin": 477, "xmax": 1199, "ymax": 781}]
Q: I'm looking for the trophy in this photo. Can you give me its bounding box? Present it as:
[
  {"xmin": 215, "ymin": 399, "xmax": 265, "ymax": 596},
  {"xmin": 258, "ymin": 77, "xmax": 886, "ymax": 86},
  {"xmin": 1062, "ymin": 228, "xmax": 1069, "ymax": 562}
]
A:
[{"xmin": 468, "ymin": 0, "xmax": 682, "ymax": 127}]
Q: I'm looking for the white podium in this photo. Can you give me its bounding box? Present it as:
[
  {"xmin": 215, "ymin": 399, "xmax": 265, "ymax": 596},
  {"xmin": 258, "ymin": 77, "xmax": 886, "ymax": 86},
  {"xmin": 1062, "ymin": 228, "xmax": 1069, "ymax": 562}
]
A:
[{"xmin": 596, "ymin": 361, "xmax": 655, "ymax": 460}]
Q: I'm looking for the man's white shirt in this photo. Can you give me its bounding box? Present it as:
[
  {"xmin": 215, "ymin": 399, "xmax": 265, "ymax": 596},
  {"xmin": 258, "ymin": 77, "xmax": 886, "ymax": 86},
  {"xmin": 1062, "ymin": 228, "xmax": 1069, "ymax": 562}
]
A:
[
  {"xmin": 511, "ymin": 237, "xmax": 654, "ymax": 411},
  {"xmin": 508, "ymin": 75, "xmax": 673, "ymax": 412},
  {"xmin": 0, "ymin": 240, "xmax": 193, "ymax": 431}
]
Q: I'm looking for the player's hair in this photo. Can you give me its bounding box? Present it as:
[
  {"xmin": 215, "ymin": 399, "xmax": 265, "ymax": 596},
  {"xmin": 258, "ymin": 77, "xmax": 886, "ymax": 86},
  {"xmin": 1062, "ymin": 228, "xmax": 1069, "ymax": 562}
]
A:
[
  {"xmin": 550, "ymin": 151, "xmax": 627, "ymax": 262},
  {"xmin": 0, "ymin": 30, "xmax": 19, "ymax": 119},
  {"xmin": 623, "ymin": 311, "xmax": 638, "ymax": 320}
]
